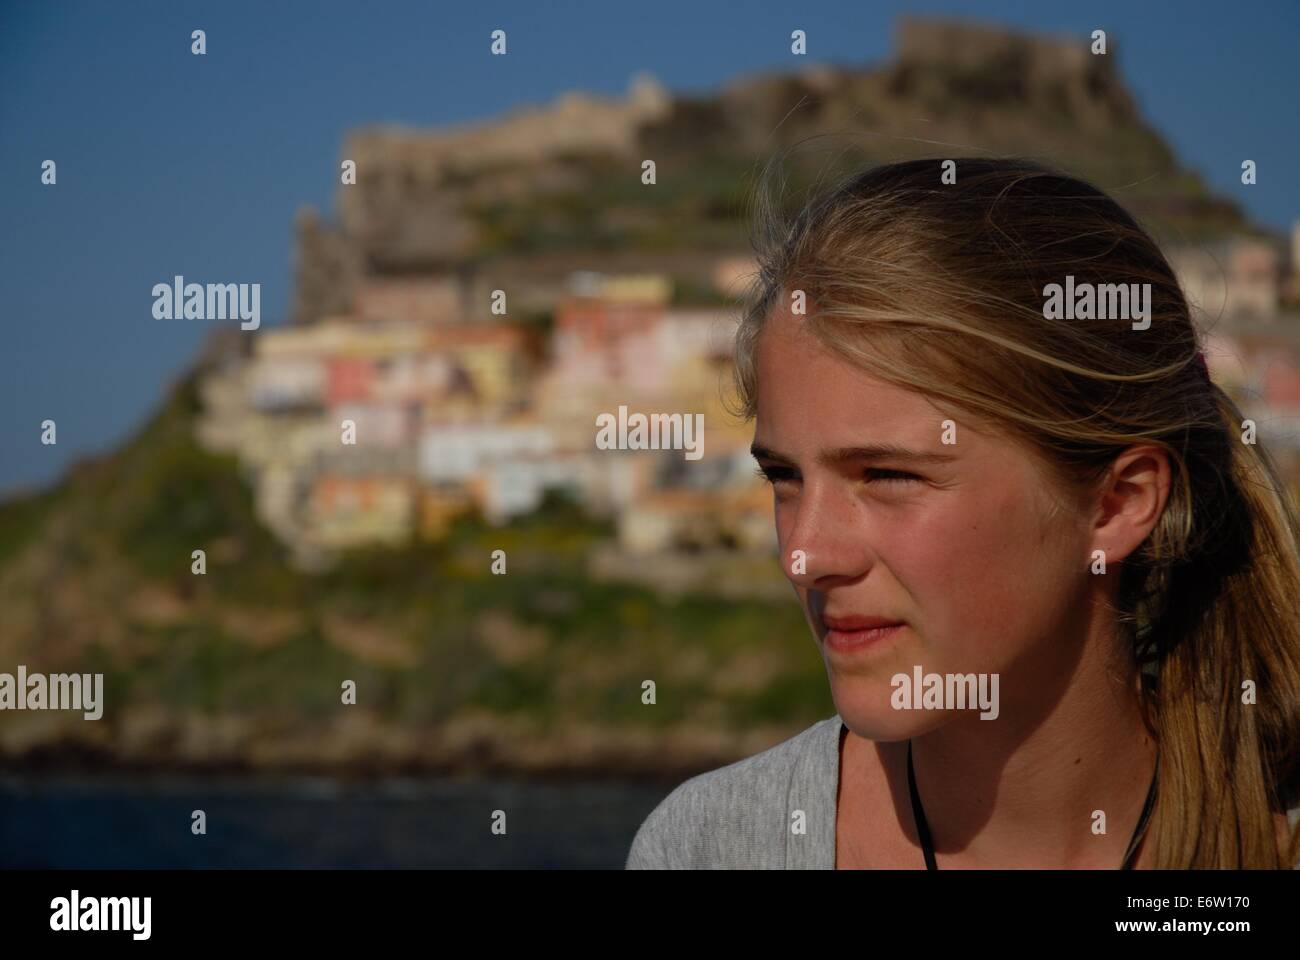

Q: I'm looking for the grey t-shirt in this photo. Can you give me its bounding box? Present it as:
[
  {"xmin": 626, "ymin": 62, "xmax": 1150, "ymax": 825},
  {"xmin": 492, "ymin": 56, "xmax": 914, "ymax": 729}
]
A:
[
  {"xmin": 624, "ymin": 713, "xmax": 1300, "ymax": 869},
  {"xmin": 625, "ymin": 714, "xmax": 841, "ymax": 869}
]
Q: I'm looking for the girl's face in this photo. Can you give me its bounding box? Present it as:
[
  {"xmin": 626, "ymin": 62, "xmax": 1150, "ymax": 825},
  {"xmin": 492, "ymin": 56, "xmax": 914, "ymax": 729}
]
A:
[{"xmin": 752, "ymin": 302, "xmax": 1097, "ymax": 740}]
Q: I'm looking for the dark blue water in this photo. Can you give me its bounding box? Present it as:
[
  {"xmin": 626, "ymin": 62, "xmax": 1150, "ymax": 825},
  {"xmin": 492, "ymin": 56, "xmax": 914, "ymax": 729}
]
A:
[{"xmin": 0, "ymin": 773, "xmax": 677, "ymax": 868}]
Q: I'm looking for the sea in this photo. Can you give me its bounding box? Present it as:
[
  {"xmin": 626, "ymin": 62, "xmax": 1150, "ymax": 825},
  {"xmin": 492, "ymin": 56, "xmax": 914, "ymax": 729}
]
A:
[{"xmin": 0, "ymin": 772, "xmax": 676, "ymax": 869}]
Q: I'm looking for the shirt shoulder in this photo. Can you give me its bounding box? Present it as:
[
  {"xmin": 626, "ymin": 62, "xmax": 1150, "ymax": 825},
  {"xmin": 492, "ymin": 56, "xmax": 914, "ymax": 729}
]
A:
[{"xmin": 624, "ymin": 714, "xmax": 841, "ymax": 869}]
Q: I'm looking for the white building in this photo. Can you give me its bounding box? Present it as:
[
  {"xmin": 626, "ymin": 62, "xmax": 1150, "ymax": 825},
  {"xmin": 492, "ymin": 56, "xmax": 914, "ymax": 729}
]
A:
[{"xmin": 418, "ymin": 422, "xmax": 555, "ymax": 484}]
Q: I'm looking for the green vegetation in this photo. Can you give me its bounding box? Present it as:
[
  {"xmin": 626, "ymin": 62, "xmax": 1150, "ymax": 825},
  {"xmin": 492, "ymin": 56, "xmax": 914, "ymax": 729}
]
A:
[
  {"xmin": 0, "ymin": 376, "xmax": 828, "ymax": 762},
  {"xmin": 0, "ymin": 483, "xmax": 62, "ymax": 570}
]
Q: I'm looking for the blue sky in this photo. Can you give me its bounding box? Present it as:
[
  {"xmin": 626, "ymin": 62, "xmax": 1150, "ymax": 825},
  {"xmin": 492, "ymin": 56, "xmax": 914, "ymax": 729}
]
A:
[{"xmin": 2, "ymin": 0, "xmax": 1297, "ymax": 496}]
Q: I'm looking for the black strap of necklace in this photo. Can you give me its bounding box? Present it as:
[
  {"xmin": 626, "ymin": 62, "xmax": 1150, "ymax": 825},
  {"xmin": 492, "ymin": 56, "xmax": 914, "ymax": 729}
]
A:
[
  {"xmin": 906, "ymin": 738, "xmax": 1158, "ymax": 869},
  {"xmin": 1120, "ymin": 753, "xmax": 1160, "ymax": 870},
  {"xmin": 906, "ymin": 739, "xmax": 939, "ymax": 870}
]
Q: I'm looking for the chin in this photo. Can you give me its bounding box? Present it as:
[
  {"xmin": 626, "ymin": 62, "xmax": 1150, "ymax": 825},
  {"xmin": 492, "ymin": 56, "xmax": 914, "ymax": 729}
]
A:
[{"xmin": 830, "ymin": 680, "xmax": 955, "ymax": 742}]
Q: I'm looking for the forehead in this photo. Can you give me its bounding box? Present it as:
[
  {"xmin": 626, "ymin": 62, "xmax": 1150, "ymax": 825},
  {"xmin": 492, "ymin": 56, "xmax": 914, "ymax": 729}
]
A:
[{"xmin": 753, "ymin": 302, "xmax": 950, "ymax": 448}]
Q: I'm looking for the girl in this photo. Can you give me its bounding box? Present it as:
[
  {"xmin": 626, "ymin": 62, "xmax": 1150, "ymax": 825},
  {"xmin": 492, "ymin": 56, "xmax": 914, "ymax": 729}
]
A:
[{"xmin": 627, "ymin": 157, "xmax": 1300, "ymax": 869}]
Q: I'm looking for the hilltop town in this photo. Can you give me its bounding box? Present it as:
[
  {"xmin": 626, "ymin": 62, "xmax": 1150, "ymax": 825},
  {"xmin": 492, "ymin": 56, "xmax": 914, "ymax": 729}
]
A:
[
  {"xmin": 192, "ymin": 18, "xmax": 1300, "ymax": 572},
  {"xmin": 194, "ymin": 269, "xmax": 769, "ymax": 571}
]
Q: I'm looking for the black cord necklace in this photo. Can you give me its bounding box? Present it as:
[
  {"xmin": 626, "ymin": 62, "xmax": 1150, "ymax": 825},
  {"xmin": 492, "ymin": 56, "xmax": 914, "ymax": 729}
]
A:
[{"xmin": 905, "ymin": 739, "xmax": 1159, "ymax": 869}]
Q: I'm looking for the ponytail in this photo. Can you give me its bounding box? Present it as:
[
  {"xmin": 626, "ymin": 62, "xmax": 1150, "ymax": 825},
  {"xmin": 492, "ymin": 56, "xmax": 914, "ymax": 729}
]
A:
[{"xmin": 1134, "ymin": 384, "xmax": 1300, "ymax": 867}]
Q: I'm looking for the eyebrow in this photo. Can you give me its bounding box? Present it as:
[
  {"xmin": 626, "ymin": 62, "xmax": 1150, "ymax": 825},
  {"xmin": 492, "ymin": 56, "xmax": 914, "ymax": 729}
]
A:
[{"xmin": 750, "ymin": 442, "xmax": 959, "ymax": 468}]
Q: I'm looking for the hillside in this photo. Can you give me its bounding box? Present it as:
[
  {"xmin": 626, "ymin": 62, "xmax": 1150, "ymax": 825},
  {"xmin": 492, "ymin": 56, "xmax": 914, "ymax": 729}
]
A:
[{"xmin": 0, "ymin": 374, "xmax": 820, "ymax": 778}]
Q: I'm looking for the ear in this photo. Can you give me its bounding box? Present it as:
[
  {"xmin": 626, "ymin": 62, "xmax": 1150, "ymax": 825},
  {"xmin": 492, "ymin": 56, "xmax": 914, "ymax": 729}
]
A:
[{"xmin": 1089, "ymin": 445, "xmax": 1172, "ymax": 564}]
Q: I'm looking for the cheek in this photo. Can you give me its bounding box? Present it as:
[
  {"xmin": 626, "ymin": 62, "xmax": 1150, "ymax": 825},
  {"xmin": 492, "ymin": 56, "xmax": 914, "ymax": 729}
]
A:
[{"xmin": 894, "ymin": 488, "xmax": 1070, "ymax": 664}]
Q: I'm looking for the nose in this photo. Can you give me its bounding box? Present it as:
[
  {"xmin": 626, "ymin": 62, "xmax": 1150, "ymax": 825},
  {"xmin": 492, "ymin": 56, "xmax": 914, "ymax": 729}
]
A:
[{"xmin": 781, "ymin": 476, "xmax": 876, "ymax": 589}]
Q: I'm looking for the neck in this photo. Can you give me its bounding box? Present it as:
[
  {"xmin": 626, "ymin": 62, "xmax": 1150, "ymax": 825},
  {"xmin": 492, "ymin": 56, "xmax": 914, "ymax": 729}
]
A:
[{"xmin": 873, "ymin": 623, "xmax": 1158, "ymax": 868}]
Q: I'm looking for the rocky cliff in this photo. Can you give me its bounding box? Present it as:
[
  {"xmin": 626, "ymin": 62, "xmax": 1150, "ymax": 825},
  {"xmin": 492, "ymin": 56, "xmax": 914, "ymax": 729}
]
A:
[{"xmin": 290, "ymin": 14, "xmax": 1251, "ymax": 325}]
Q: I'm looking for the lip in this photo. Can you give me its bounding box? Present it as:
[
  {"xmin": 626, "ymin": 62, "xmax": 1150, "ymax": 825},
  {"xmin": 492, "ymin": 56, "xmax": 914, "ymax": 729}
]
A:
[
  {"xmin": 823, "ymin": 614, "xmax": 903, "ymax": 631},
  {"xmin": 821, "ymin": 614, "xmax": 905, "ymax": 654}
]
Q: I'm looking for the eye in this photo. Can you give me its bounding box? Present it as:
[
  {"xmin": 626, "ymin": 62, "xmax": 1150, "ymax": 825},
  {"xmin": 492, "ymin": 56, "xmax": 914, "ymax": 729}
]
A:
[
  {"xmin": 755, "ymin": 465, "xmax": 920, "ymax": 486},
  {"xmin": 865, "ymin": 468, "xmax": 919, "ymax": 484},
  {"xmin": 754, "ymin": 463, "xmax": 795, "ymax": 486}
]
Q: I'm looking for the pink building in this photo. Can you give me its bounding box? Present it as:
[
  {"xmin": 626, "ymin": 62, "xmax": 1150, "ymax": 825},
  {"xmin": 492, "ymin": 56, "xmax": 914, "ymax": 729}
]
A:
[
  {"xmin": 1263, "ymin": 357, "xmax": 1300, "ymax": 411},
  {"xmin": 326, "ymin": 356, "xmax": 374, "ymax": 404},
  {"xmin": 550, "ymin": 297, "xmax": 730, "ymax": 398}
]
